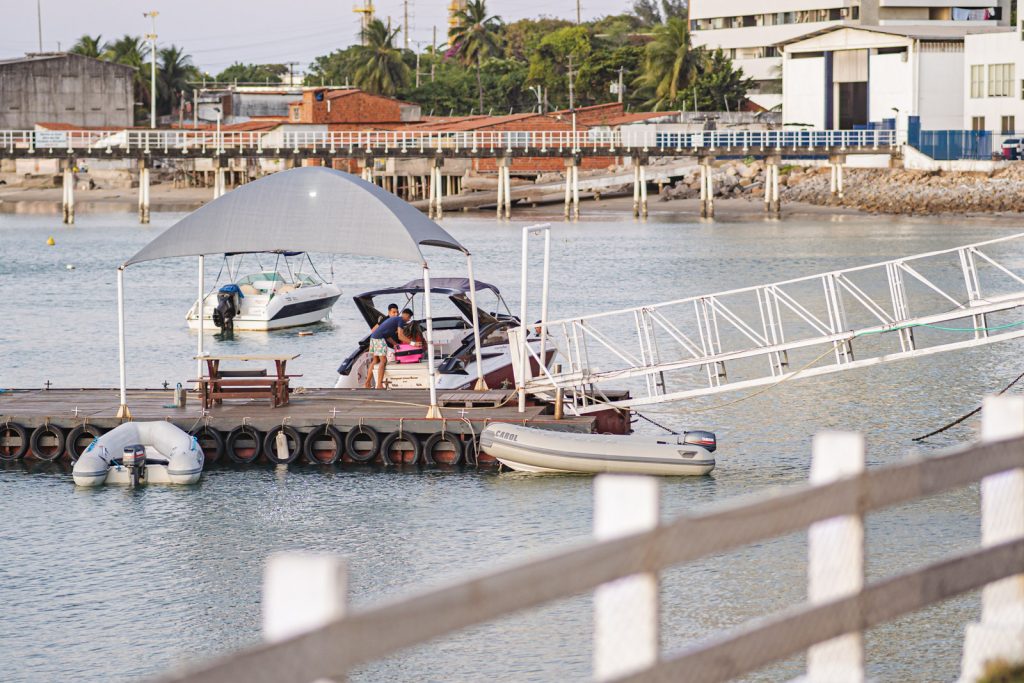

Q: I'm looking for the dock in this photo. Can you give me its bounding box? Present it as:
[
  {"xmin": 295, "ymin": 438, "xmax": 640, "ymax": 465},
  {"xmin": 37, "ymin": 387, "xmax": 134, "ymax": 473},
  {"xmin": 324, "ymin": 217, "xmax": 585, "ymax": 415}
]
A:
[{"xmin": 0, "ymin": 387, "xmax": 626, "ymax": 467}]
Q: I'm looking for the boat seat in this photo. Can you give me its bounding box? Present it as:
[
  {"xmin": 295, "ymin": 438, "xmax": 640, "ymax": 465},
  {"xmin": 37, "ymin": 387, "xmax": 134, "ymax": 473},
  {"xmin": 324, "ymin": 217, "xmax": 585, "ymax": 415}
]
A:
[{"xmin": 239, "ymin": 285, "xmax": 259, "ymax": 296}]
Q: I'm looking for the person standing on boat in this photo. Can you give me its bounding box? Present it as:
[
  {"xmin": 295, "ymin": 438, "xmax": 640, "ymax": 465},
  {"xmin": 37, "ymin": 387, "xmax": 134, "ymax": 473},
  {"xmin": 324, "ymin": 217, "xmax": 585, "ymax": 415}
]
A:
[{"xmin": 365, "ymin": 304, "xmax": 402, "ymax": 389}]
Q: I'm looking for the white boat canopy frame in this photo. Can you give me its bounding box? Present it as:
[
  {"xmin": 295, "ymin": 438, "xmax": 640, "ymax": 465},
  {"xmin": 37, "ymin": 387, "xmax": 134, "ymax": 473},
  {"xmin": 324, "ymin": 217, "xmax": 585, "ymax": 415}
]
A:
[{"xmin": 115, "ymin": 166, "xmax": 489, "ymax": 419}]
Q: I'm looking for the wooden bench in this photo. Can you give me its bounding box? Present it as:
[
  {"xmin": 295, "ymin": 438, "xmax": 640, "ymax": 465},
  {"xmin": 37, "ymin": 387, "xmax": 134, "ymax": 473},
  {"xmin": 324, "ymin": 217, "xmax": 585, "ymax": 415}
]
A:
[{"xmin": 195, "ymin": 377, "xmax": 288, "ymax": 409}]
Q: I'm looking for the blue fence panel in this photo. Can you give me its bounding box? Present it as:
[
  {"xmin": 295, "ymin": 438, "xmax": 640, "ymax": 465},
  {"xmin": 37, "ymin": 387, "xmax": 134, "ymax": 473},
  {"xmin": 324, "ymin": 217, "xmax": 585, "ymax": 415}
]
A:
[{"xmin": 915, "ymin": 130, "xmax": 992, "ymax": 160}]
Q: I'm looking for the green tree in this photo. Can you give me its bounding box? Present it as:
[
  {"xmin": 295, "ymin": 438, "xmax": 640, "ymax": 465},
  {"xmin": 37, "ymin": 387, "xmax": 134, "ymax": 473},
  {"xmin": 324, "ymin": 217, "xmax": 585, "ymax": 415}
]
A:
[
  {"xmin": 636, "ymin": 16, "xmax": 702, "ymax": 110},
  {"xmin": 352, "ymin": 19, "xmax": 410, "ymax": 95},
  {"xmin": 679, "ymin": 48, "xmax": 754, "ymax": 112},
  {"xmin": 155, "ymin": 45, "xmax": 199, "ymax": 116},
  {"xmin": 577, "ymin": 44, "xmax": 645, "ymax": 108},
  {"xmin": 69, "ymin": 34, "xmax": 104, "ymax": 58},
  {"xmin": 448, "ymin": 0, "xmax": 503, "ymax": 114},
  {"xmin": 526, "ymin": 25, "xmax": 592, "ymax": 109},
  {"xmin": 103, "ymin": 35, "xmax": 150, "ymax": 124},
  {"xmin": 216, "ymin": 62, "xmax": 287, "ymax": 84},
  {"xmin": 501, "ymin": 17, "xmax": 572, "ymax": 62},
  {"xmin": 632, "ymin": 0, "xmax": 687, "ymax": 25},
  {"xmin": 304, "ymin": 46, "xmax": 363, "ymax": 86}
]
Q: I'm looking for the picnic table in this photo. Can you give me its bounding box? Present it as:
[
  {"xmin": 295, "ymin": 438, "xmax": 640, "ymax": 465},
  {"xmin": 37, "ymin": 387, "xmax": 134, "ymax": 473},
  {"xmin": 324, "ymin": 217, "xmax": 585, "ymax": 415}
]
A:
[{"xmin": 194, "ymin": 354, "xmax": 300, "ymax": 409}]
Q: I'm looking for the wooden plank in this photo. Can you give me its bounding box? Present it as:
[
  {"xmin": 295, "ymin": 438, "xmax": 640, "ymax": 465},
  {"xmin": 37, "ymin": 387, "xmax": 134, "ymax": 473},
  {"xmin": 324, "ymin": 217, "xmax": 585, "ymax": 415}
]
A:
[
  {"xmin": 616, "ymin": 539, "xmax": 1024, "ymax": 683},
  {"xmin": 195, "ymin": 354, "xmax": 299, "ymax": 361}
]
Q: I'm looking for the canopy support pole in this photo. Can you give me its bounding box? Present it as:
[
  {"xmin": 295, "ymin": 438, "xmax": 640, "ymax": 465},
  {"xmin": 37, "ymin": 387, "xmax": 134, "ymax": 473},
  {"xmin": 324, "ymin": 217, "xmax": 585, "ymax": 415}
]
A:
[
  {"xmin": 465, "ymin": 254, "xmax": 488, "ymax": 391},
  {"xmin": 518, "ymin": 226, "xmax": 530, "ymax": 413},
  {"xmin": 539, "ymin": 226, "xmax": 551, "ymax": 381},
  {"xmin": 423, "ymin": 266, "xmax": 442, "ymax": 419},
  {"xmin": 197, "ymin": 255, "xmax": 205, "ymax": 378},
  {"xmin": 116, "ymin": 266, "xmax": 131, "ymax": 420}
]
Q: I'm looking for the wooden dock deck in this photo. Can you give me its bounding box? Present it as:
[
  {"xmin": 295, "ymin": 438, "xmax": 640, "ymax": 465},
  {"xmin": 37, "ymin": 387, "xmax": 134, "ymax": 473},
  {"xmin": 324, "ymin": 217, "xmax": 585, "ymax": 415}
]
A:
[{"xmin": 0, "ymin": 387, "xmax": 615, "ymax": 466}]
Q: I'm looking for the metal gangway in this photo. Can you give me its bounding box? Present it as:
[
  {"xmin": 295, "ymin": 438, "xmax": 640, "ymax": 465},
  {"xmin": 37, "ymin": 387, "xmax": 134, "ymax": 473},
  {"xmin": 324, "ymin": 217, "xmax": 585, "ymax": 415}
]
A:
[{"xmin": 519, "ymin": 232, "xmax": 1024, "ymax": 414}]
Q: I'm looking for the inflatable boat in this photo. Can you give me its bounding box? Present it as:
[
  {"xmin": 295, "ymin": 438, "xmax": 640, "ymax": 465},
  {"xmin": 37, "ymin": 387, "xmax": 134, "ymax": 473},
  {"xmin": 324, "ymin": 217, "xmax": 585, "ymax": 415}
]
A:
[
  {"xmin": 480, "ymin": 423, "xmax": 717, "ymax": 476},
  {"xmin": 72, "ymin": 422, "xmax": 204, "ymax": 487}
]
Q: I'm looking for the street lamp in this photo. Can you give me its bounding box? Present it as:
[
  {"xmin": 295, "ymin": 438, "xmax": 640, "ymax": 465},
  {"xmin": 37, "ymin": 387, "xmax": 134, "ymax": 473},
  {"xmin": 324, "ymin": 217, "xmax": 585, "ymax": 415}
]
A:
[
  {"xmin": 144, "ymin": 10, "xmax": 159, "ymax": 129},
  {"xmin": 213, "ymin": 106, "xmax": 222, "ymax": 153}
]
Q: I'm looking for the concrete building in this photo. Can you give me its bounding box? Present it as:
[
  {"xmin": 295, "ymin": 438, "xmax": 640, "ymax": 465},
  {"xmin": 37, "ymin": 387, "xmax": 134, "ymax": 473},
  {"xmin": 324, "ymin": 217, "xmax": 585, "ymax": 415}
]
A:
[
  {"xmin": 194, "ymin": 85, "xmax": 304, "ymax": 125},
  {"xmin": 287, "ymin": 88, "xmax": 421, "ymax": 128},
  {"xmin": 690, "ymin": 0, "xmax": 1010, "ymax": 111},
  {"xmin": 780, "ymin": 25, "xmax": 1005, "ymax": 130},
  {"xmin": 964, "ymin": 26, "xmax": 1024, "ymax": 133},
  {"xmin": 0, "ymin": 52, "xmax": 134, "ymax": 129}
]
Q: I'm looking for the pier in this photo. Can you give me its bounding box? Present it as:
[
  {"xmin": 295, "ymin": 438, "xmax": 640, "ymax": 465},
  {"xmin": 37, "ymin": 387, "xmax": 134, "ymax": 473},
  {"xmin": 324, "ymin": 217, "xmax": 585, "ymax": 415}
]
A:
[
  {"xmin": 0, "ymin": 387, "xmax": 627, "ymax": 467},
  {"xmin": 0, "ymin": 127, "xmax": 898, "ymax": 222}
]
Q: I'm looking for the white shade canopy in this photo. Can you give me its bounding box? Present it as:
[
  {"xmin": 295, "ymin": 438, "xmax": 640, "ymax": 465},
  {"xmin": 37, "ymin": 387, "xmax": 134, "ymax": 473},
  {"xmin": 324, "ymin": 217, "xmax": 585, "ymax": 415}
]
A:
[{"xmin": 123, "ymin": 166, "xmax": 466, "ymax": 267}]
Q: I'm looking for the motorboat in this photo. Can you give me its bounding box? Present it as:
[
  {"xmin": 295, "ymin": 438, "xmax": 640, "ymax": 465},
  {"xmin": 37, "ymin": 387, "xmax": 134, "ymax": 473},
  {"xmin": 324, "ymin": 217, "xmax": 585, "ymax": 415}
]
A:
[
  {"xmin": 72, "ymin": 422, "xmax": 204, "ymax": 487},
  {"xmin": 335, "ymin": 278, "xmax": 554, "ymax": 390},
  {"xmin": 186, "ymin": 253, "xmax": 341, "ymax": 332},
  {"xmin": 480, "ymin": 423, "xmax": 717, "ymax": 476}
]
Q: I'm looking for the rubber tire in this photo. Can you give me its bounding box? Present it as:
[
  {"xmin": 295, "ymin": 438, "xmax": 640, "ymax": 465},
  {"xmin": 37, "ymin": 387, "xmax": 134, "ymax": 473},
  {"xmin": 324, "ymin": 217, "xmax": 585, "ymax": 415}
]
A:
[
  {"xmin": 422, "ymin": 432, "xmax": 464, "ymax": 466},
  {"xmin": 190, "ymin": 426, "xmax": 225, "ymax": 467},
  {"xmin": 0, "ymin": 422, "xmax": 29, "ymax": 461},
  {"xmin": 30, "ymin": 424, "xmax": 66, "ymax": 462},
  {"xmin": 380, "ymin": 431, "xmax": 422, "ymax": 466},
  {"xmin": 344, "ymin": 426, "xmax": 380, "ymax": 463},
  {"xmin": 225, "ymin": 425, "xmax": 263, "ymax": 464},
  {"xmin": 65, "ymin": 424, "xmax": 103, "ymax": 462},
  {"xmin": 264, "ymin": 425, "xmax": 303, "ymax": 465},
  {"xmin": 303, "ymin": 424, "xmax": 343, "ymax": 465}
]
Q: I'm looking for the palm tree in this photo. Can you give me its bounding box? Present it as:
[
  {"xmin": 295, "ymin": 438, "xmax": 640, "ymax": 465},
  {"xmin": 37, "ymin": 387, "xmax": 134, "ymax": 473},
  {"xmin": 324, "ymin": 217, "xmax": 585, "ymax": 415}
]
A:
[
  {"xmin": 69, "ymin": 34, "xmax": 104, "ymax": 58},
  {"xmin": 448, "ymin": 0, "xmax": 502, "ymax": 114},
  {"xmin": 156, "ymin": 45, "xmax": 199, "ymax": 117},
  {"xmin": 353, "ymin": 19, "xmax": 410, "ymax": 96},
  {"xmin": 636, "ymin": 16, "xmax": 703, "ymax": 110},
  {"xmin": 103, "ymin": 35, "xmax": 150, "ymax": 121}
]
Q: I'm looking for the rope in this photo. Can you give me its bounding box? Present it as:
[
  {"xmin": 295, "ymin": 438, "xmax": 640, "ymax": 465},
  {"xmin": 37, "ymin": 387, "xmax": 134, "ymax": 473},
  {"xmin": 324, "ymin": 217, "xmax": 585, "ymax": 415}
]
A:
[
  {"xmin": 912, "ymin": 369, "xmax": 1024, "ymax": 442},
  {"xmin": 632, "ymin": 411, "xmax": 679, "ymax": 435}
]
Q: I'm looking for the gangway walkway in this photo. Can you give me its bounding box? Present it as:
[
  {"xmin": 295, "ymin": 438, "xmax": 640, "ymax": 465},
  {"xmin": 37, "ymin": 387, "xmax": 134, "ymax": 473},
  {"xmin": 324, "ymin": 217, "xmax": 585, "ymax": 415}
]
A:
[{"xmin": 523, "ymin": 232, "xmax": 1024, "ymax": 413}]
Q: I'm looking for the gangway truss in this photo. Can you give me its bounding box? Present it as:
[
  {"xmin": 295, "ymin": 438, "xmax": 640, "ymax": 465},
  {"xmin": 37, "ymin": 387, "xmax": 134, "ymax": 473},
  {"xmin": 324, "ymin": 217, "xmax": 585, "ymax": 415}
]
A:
[{"xmin": 520, "ymin": 232, "xmax": 1024, "ymax": 413}]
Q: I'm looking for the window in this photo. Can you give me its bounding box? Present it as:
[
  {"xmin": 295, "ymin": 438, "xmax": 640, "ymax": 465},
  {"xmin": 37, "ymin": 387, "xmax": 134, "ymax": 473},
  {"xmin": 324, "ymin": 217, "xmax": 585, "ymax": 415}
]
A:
[
  {"xmin": 852, "ymin": 5, "xmax": 860, "ymax": 19},
  {"xmin": 989, "ymin": 63, "xmax": 1014, "ymax": 97},
  {"xmin": 971, "ymin": 116, "xmax": 986, "ymax": 131},
  {"xmin": 1002, "ymin": 115, "xmax": 1016, "ymax": 134},
  {"xmin": 971, "ymin": 65, "xmax": 985, "ymax": 98}
]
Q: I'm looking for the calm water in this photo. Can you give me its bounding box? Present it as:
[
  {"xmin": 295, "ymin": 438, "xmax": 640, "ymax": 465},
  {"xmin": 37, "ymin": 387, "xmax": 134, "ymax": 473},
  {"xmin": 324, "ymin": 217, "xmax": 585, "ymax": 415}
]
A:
[{"xmin": 2, "ymin": 204, "xmax": 1023, "ymax": 682}]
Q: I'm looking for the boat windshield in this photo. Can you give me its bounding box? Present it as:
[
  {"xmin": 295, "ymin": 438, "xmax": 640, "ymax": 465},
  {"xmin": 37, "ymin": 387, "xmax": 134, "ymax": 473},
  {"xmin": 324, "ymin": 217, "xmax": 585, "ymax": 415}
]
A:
[{"xmin": 237, "ymin": 272, "xmax": 285, "ymax": 285}]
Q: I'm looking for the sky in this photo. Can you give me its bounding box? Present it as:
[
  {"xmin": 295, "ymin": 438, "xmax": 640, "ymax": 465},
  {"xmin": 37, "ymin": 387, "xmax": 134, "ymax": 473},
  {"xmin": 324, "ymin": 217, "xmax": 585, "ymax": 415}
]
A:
[{"xmin": 2, "ymin": 0, "xmax": 625, "ymax": 75}]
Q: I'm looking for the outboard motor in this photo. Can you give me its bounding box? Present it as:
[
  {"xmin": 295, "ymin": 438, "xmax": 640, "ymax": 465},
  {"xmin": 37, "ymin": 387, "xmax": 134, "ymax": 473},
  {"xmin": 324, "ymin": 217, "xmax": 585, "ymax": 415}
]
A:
[
  {"xmin": 122, "ymin": 444, "xmax": 146, "ymax": 487},
  {"xmin": 212, "ymin": 284, "xmax": 243, "ymax": 332},
  {"xmin": 682, "ymin": 430, "xmax": 717, "ymax": 453}
]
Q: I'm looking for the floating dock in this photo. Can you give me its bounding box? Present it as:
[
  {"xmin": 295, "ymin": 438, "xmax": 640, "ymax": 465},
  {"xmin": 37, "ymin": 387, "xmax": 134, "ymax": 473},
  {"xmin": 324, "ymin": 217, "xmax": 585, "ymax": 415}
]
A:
[{"xmin": 0, "ymin": 388, "xmax": 629, "ymax": 468}]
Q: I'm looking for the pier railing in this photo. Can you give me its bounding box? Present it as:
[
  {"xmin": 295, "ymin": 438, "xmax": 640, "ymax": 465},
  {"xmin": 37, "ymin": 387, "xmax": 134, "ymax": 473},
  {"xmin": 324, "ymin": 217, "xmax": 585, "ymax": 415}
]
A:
[
  {"xmin": 0, "ymin": 128, "xmax": 898, "ymax": 158},
  {"xmin": 152, "ymin": 395, "xmax": 1024, "ymax": 683}
]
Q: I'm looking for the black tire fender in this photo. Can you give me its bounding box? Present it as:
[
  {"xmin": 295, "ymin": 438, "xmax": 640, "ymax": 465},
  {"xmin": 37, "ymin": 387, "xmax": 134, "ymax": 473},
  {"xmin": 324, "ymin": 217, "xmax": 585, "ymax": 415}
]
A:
[
  {"xmin": 422, "ymin": 432, "xmax": 464, "ymax": 466},
  {"xmin": 380, "ymin": 430, "xmax": 422, "ymax": 466},
  {"xmin": 344, "ymin": 425, "xmax": 380, "ymax": 463},
  {"xmin": 225, "ymin": 425, "xmax": 263, "ymax": 464},
  {"xmin": 264, "ymin": 425, "xmax": 303, "ymax": 465},
  {"xmin": 65, "ymin": 424, "xmax": 103, "ymax": 462},
  {"xmin": 190, "ymin": 426, "xmax": 225, "ymax": 467},
  {"xmin": 30, "ymin": 424, "xmax": 66, "ymax": 462},
  {"xmin": 303, "ymin": 424, "xmax": 344, "ymax": 465},
  {"xmin": 0, "ymin": 422, "xmax": 29, "ymax": 461}
]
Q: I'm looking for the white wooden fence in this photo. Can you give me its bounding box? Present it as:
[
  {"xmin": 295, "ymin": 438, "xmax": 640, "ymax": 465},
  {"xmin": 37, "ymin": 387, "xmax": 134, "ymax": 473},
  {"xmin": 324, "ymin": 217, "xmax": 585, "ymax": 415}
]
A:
[{"xmin": 151, "ymin": 395, "xmax": 1024, "ymax": 683}]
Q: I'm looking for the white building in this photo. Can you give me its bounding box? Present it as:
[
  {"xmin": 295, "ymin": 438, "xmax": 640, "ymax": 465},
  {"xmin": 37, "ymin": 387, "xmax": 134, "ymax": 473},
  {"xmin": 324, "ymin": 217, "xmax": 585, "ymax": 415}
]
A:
[
  {"xmin": 964, "ymin": 27, "xmax": 1024, "ymax": 133},
  {"xmin": 690, "ymin": 0, "xmax": 1010, "ymax": 111},
  {"xmin": 780, "ymin": 25, "xmax": 1006, "ymax": 130}
]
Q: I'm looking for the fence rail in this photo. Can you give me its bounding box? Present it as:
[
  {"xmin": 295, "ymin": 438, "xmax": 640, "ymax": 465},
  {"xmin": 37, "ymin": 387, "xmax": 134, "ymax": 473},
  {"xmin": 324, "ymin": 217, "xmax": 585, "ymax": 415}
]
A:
[
  {"xmin": 0, "ymin": 128, "xmax": 899, "ymax": 158},
  {"xmin": 152, "ymin": 395, "xmax": 1024, "ymax": 683}
]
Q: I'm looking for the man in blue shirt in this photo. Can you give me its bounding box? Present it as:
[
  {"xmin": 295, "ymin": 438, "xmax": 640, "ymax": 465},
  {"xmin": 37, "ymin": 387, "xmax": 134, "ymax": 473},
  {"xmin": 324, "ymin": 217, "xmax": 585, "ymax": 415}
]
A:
[{"xmin": 364, "ymin": 304, "xmax": 412, "ymax": 389}]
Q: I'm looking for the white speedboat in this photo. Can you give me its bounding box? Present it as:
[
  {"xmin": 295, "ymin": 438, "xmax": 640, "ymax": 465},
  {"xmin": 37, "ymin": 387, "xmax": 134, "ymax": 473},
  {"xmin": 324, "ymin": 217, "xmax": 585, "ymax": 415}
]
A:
[
  {"xmin": 186, "ymin": 254, "xmax": 341, "ymax": 332},
  {"xmin": 334, "ymin": 278, "xmax": 553, "ymax": 390},
  {"xmin": 480, "ymin": 423, "xmax": 717, "ymax": 476},
  {"xmin": 72, "ymin": 422, "xmax": 204, "ymax": 487}
]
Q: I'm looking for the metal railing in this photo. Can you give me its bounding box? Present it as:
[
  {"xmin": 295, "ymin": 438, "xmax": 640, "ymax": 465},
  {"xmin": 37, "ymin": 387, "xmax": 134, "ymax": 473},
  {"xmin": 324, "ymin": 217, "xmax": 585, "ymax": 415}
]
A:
[
  {"xmin": 524, "ymin": 231, "xmax": 1024, "ymax": 412},
  {"xmin": 0, "ymin": 127, "xmax": 899, "ymax": 156},
  {"xmin": 149, "ymin": 396, "xmax": 1024, "ymax": 683}
]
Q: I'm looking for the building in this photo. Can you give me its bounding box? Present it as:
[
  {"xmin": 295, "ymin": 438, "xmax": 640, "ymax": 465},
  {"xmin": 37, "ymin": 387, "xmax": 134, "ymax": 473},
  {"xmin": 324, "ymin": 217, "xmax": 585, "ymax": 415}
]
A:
[
  {"xmin": 0, "ymin": 52, "xmax": 134, "ymax": 129},
  {"xmin": 194, "ymin": 85, "xmax": 304, "ymax": 125},
  {"xmin": 287, "ymin": 88, "xmax": 422, "ymax": 128},
  {"xmin": 779, "ymin": 25, "xmax": 1009, "ymax": 130},
  {"xmin": 964, "ymin": 26, "xmax": 1024, "ymax": 133},
  {"xmin": 690, "ymin": 0, "xmax": 1010, "ymax": 111}
]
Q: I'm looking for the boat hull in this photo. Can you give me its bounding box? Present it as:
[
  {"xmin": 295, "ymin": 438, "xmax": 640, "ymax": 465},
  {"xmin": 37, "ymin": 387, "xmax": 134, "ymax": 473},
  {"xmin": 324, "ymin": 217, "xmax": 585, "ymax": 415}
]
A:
[
  {"xmin": 72, "ymin": 422, "xmax": 204, "ymax": 487},
  {"xmin": 480, "ymin": 423, "xmax": 716, "ymax": 476}
]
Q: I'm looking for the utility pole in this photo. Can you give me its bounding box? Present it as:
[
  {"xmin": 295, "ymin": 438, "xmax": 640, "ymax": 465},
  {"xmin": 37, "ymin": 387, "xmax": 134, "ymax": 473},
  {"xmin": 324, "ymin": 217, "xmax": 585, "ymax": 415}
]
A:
[
  {"xmin": 617, "ymin": 66, "xmax": 624, "ymax": 104},
  {"xmin": 144, "ymin": 10, "xmax": 158, "ymax": 129},
  {"xmin": 567, "ymin": 55, "xmax": 575, "ymax": 111},
  {"xmin": 431, "ymin": 25, "xmax": 437, "ymax": 82},
  {"xmin": 36, "ymin": 0, "xmax": 42, "ymax": 52},
  {"xmin": 285, "ymin": 61, "xmax": 299, "ymax": 86},
  {"xmin": 576, "ymin": 0, "xmax": 581, "ymax": 24},
  {"xmin": 403, "ymin": 0, "xmax": 410, "ymax": 50}
]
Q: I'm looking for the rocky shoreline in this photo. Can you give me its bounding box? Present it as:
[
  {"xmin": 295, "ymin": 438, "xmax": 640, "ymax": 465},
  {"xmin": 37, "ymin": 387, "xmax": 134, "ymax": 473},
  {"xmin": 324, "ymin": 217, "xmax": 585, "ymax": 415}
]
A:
[{"xmin": 660, "ymin": 160, "xmax": 1024, "ymax": 216}]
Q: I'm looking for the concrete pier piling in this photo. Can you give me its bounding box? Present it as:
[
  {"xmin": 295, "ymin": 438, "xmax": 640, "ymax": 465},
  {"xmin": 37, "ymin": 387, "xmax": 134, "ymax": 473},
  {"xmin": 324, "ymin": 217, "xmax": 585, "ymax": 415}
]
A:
[
  {"xmin": 430, "ymin": 161, "xmax": 444, "ymax": 220},
  {"xmin": 830, "ymin": 154, "xmax": 846, "ymax": 200},
  {"xmin": 138, "ymin": 163, "xmax": 150, "ymax": 224},
  {"xmin": 765, "ymin": 155, "xmax": 781, "ymax": 217},
  {"xmin": 699, "ymin": 157, "xmax": 714, "ymax": 219},
  {"xmin": 61, "ymin": 164, "xmax": 74, "ymax": 224},
  {"xmin": 639, "ymin": 164, "xmax": 648, "ymax": 218}
]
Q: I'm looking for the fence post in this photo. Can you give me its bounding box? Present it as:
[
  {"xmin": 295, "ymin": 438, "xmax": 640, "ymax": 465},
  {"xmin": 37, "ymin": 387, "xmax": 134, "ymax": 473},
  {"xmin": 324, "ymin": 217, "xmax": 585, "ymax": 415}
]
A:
[
  {"xmin": 593, "ymin": 475, "xmax": 659, "ymax": 681},
  {"xmin": 263, "ymin": 553, "xmax": 348, "ymax": 679},
  {"xmin": 960, "ymin": 395, "xmax": 1024, "ymax": 683},
  {"xmin": 805, "ymin": 431, "xmax": 866, "ymax": 683}
]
